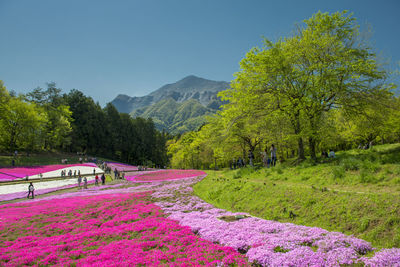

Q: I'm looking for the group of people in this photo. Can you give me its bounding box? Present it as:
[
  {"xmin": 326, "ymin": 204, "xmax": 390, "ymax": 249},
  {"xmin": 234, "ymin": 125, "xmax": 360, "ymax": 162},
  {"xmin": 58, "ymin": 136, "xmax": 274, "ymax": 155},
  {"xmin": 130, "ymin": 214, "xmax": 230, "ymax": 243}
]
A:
[
  {"xmin": 61, "ymin": 169, "xmax": 81, "ymax": 177},
  {"xmin": 358, "ymin": 141, "xmax": 373, "ymax": 150},
  {"xmin": 321, "ymin": 150, "xmax": 336, "ymax": 159},
  {"xmin": 260, "ymin": 144, "xmax": 277, "ymax": 167},
  {"xmin": 78, "ymin": 173, "xmax": 106, "ymax": 189},
  {"xmin": 231, "ymin": 144, "xmax": 278, "ymax": 169},
  {"xmin": 113, "ymin": 169, "xmax": 125, "ymax": 180}
]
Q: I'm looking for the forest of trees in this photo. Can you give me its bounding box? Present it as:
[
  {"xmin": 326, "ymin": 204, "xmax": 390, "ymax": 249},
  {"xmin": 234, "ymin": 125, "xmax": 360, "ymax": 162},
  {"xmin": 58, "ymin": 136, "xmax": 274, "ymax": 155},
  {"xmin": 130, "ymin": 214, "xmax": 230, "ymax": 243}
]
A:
[
  {"xmin": 168, "ymin": 11, "xmax": 400, "ymax": 169},
  {"xmin": 0, "ymin": 81, "xmax": 169, "ymax": 167}
]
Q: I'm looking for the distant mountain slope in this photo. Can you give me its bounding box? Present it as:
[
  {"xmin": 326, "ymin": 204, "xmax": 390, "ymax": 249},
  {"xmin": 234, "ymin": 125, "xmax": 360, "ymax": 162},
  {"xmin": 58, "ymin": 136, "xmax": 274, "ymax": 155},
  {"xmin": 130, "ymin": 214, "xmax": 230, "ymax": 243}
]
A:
[
  {"xmin": 111, "ymin": 75, "xmax": 229, "ymax": 114},
  {"xmin": 148, "ymin": 75, "xmax": 229, "ymax": 106},
  {"xmin": 131, "ymin": 98, "xmax": 215, "ymax": 134},
  {"xmin": 110, "ymin": 75, "xmax": 229, "ymax": 134},
  {"xmin": 111, "ymin": 94, "xmax": 153, "ymax": 114}
]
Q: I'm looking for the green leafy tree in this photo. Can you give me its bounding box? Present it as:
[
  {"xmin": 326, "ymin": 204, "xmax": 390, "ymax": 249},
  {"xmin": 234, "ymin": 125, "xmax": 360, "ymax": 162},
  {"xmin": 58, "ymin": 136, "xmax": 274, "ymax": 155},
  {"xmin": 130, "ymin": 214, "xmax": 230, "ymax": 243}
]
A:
[
  {"xmin": 221, "ymin": 11, "xmax": 394, "ymax": 161},
  {"xmin": 25, "ymin": 83, "xmax": 72, "ymax": 150},
  {"xmin": 0, "ymin": 97, "xmax": 47, "ymax": 151}
]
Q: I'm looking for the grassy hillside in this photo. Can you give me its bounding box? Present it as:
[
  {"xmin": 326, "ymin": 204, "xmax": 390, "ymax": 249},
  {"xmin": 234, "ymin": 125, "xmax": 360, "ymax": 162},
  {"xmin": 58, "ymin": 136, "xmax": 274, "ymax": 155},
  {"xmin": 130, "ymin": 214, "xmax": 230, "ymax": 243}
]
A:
[{"xmin": 193, "ymin": 143, "xmax": 400, "ymax": 249}]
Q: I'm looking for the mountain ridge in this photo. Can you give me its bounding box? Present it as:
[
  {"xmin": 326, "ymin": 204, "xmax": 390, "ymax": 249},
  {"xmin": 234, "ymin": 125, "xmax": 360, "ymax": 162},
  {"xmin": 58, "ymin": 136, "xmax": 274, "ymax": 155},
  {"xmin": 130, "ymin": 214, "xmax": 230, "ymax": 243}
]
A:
[{"xmin": 110, "ymin": 75, "xmax": 230, "ymax": 134}]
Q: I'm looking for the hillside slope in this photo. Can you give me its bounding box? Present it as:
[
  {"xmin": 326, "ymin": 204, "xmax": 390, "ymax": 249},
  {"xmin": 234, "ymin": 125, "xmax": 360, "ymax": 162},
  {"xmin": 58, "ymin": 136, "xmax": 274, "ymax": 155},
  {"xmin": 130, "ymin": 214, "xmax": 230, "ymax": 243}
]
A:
[
  {"xmin": 194, "ymin": 143, "xmax": 400, "ymax": 249},
  {"xmin": 132, "ymin": 98, "xmax": 215, "ymax": 134}
]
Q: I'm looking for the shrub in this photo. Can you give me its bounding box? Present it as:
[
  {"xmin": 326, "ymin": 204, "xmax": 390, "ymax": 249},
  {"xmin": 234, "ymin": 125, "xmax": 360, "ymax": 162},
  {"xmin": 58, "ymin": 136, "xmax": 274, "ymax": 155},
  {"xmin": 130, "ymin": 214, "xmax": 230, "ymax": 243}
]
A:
[
  {"xmin": 359, "ymin": 169, "xmax": 376, "ymax": 183},
  {"xmin": 332, "ymin": 166, "xmax": 345, "ymax": 179},
  {"xmin": 340, "ymin": 157, "xmax": 361, "ymax": 171}
]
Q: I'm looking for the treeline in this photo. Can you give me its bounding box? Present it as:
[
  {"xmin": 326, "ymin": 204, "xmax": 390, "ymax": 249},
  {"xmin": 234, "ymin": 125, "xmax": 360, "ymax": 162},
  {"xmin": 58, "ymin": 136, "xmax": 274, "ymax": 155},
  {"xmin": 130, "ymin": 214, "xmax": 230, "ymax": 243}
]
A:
[
  {"xmin": 168, "ymin": 11, "xmax": 400, "ymax": 169},
  {"xmin": 0, "ymin": 82, "xmax": 169, "ymax": 166}
]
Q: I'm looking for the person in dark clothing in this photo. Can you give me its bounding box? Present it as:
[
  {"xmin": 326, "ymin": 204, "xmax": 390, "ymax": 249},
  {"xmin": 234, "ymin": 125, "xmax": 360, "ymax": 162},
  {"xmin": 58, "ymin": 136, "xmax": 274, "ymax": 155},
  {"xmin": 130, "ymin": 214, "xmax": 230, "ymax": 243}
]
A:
[
  {"xmin": 270, "ymin": 144, "xmax": 277, "ymax": 167},
  {"xmin": 101, "ymin": 174, "xmax": 106, "ymax": 185},
  {"xmin": 248, "ymin": 150, "xmax": 254, "ymax": 167},
  {"xmin": 27, "ymin": 182, "xmax": 34, "ymax": 199}
]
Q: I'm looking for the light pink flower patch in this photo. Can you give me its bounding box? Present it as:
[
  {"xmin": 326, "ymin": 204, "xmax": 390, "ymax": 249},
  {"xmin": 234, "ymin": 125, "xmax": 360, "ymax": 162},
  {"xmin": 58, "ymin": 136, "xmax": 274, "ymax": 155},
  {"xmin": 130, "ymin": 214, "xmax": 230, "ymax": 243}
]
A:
[
  {"xmin": 0, "ymin": 192, "xmax": 248, "ymax": 266},
  {"xmin": 106, "ymin": 162, "xmax": 138, "ymax": 172}
]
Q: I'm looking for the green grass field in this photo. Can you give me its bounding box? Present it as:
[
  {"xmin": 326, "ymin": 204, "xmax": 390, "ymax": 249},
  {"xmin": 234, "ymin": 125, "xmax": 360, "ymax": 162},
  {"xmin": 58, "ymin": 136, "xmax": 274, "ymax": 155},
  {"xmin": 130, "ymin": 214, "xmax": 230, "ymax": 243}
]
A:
[{"xmin": 193, "ymin": 143, "xmax": 400, "ymax": 249}]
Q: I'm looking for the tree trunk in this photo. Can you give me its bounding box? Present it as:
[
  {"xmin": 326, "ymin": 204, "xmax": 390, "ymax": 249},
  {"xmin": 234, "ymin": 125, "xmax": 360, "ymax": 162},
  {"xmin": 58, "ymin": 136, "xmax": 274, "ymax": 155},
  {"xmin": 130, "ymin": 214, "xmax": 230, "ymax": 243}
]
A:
[
  {"xmin": 294, "ymin": 113, "xmax": 305, "ymax": 160},
  {"xmin": 298, "ymin": 137, "xmax": 305, "ymax": 160},
  {"xmin": 309, "ymin": 136, "xmax": 317, "ymax": 161}
]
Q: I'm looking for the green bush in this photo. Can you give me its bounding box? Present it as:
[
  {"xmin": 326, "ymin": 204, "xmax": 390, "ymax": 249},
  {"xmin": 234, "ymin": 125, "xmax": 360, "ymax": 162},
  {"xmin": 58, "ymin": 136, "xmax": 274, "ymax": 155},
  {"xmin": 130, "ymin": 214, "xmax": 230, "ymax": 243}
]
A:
[
  {"xmin": 275, "ymin": 167, "xmax": 284, "ymax": 174},
  {"xmin": 361, "ymin": 160, "xmax": 381, "ymax": 173},
  {"xmin": 340, "ymin": 157, "xmax": 361, "ymax": 171},
  {"xmin": 359, "ymin": 169, "xmax": 376, "ymax": 183},
  {"xmin": 332, "ymin": 166, "xmax": 345, "ymax": 179}
]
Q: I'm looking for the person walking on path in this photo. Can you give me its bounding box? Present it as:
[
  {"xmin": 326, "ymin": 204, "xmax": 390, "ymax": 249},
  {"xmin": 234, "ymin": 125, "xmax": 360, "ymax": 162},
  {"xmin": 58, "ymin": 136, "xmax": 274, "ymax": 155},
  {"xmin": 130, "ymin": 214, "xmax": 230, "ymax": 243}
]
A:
[
  {"xmin": 27, "ymin": 182, "xmax": 34, "ymax": 199},
  {"xmin": 83, "ymin": 176, "xmax": 88, "ymax": 189},
  {"xmin": 95, "ymin": 175, "xmax": 99, "ymax": 185},
  {"xmin": 101, "ymin": 174, "xmax": 106, "ymax": 185},
  {"xmin": 270, "ymin": 144, "xmax": 277, "ymax": 167},
  {"xmin": 78, "ymin": 175, "xmax": 82, "ymax": 189}
]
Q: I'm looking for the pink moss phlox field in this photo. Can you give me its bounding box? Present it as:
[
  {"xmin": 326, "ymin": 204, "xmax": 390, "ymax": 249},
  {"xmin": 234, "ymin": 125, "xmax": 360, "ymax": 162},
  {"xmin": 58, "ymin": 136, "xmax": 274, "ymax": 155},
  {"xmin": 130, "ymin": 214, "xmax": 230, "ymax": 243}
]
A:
[
  {"xmin": 0, "ymin": 192, "xmax": 248, "ymax": 266},
  {"xmin": 0, "ymin": 163, "xmax": 97, "ymax": 181},
  {"xmin": 151, "ymin": 176, "xmax": 400, "ymax": 267},
  {"xmin": 106, "ymin": 162, "xmax": 138, "ymax": 172},
  {"xmin": 126, "ymin": 169, "xmax": 206, "ymax": 182},
  {"xmin": 0, "ymin": 180, "xmax": 97, "ymax": 202},
  {"xmin": 2, "ymin": 168, "xmax": 399, "ymax": 266}
]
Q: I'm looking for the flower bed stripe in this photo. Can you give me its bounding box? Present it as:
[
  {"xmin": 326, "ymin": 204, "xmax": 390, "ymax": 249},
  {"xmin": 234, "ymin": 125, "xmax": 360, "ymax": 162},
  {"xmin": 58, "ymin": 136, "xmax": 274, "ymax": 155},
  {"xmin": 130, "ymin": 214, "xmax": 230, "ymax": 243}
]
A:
[{"xmin": 0, "ymin": 163, "xmax": 97, "ymax": 181}]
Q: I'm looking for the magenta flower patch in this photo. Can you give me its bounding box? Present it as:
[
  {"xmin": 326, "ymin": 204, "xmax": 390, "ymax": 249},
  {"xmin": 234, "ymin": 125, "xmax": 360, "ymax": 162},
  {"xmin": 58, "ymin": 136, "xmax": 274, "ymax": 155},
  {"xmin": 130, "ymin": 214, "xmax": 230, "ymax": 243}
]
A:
[
  {"xmin": 0, "ymin": 192, "xmax": 248, "ymax": 266},
  {"xmin": 0, "ymin": 163, "xmax": 96, "ymax": 181}
]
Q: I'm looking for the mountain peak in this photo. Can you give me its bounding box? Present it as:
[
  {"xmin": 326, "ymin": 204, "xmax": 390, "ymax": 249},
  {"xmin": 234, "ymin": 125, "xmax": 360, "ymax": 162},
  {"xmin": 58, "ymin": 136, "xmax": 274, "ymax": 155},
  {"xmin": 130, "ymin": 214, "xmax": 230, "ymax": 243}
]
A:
[{"xmin": 110, "ymin": 76, "xmax": 229, "ymax": 132}]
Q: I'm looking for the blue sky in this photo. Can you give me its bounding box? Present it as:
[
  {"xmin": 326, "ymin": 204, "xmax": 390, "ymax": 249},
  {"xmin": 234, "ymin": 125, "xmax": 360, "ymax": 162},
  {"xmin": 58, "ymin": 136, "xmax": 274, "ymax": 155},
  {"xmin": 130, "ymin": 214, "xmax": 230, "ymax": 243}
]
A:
[{"xmin": 0, "ymin": 0, "xmax": 399, "ymax": 105}]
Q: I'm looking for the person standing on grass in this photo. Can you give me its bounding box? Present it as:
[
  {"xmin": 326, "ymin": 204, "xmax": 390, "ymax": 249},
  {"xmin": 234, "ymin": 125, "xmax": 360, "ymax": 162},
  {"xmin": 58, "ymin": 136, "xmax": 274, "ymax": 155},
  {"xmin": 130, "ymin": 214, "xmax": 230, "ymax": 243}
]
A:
[
  {"xmin": 270, "ymin": 144, "xmax": 277, "ymax": 167},
  {"xmin": 261, "ymin": 148, "xmax": 268, "ymax": 167},
  {"xmin": 95, "ymin": 175, "xmax": 99, "ymax": 185},
  {"xmin": 78, "ymin": 175, "xmax": 82, "ymax": 188},
  {"xmin": 83, "ymin": 176, "xmax": 88, "ymax": 189},
  {"xmin": 27, "ymin": 182, "xmax": 34, "ymax": 199},
  {"xmin": 101, "ymin": 173, "xmax": 106, "ymax": 185},
  {"xmin": 248, "ymin": 150, "xmax": 254, "ymax": 167}
]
